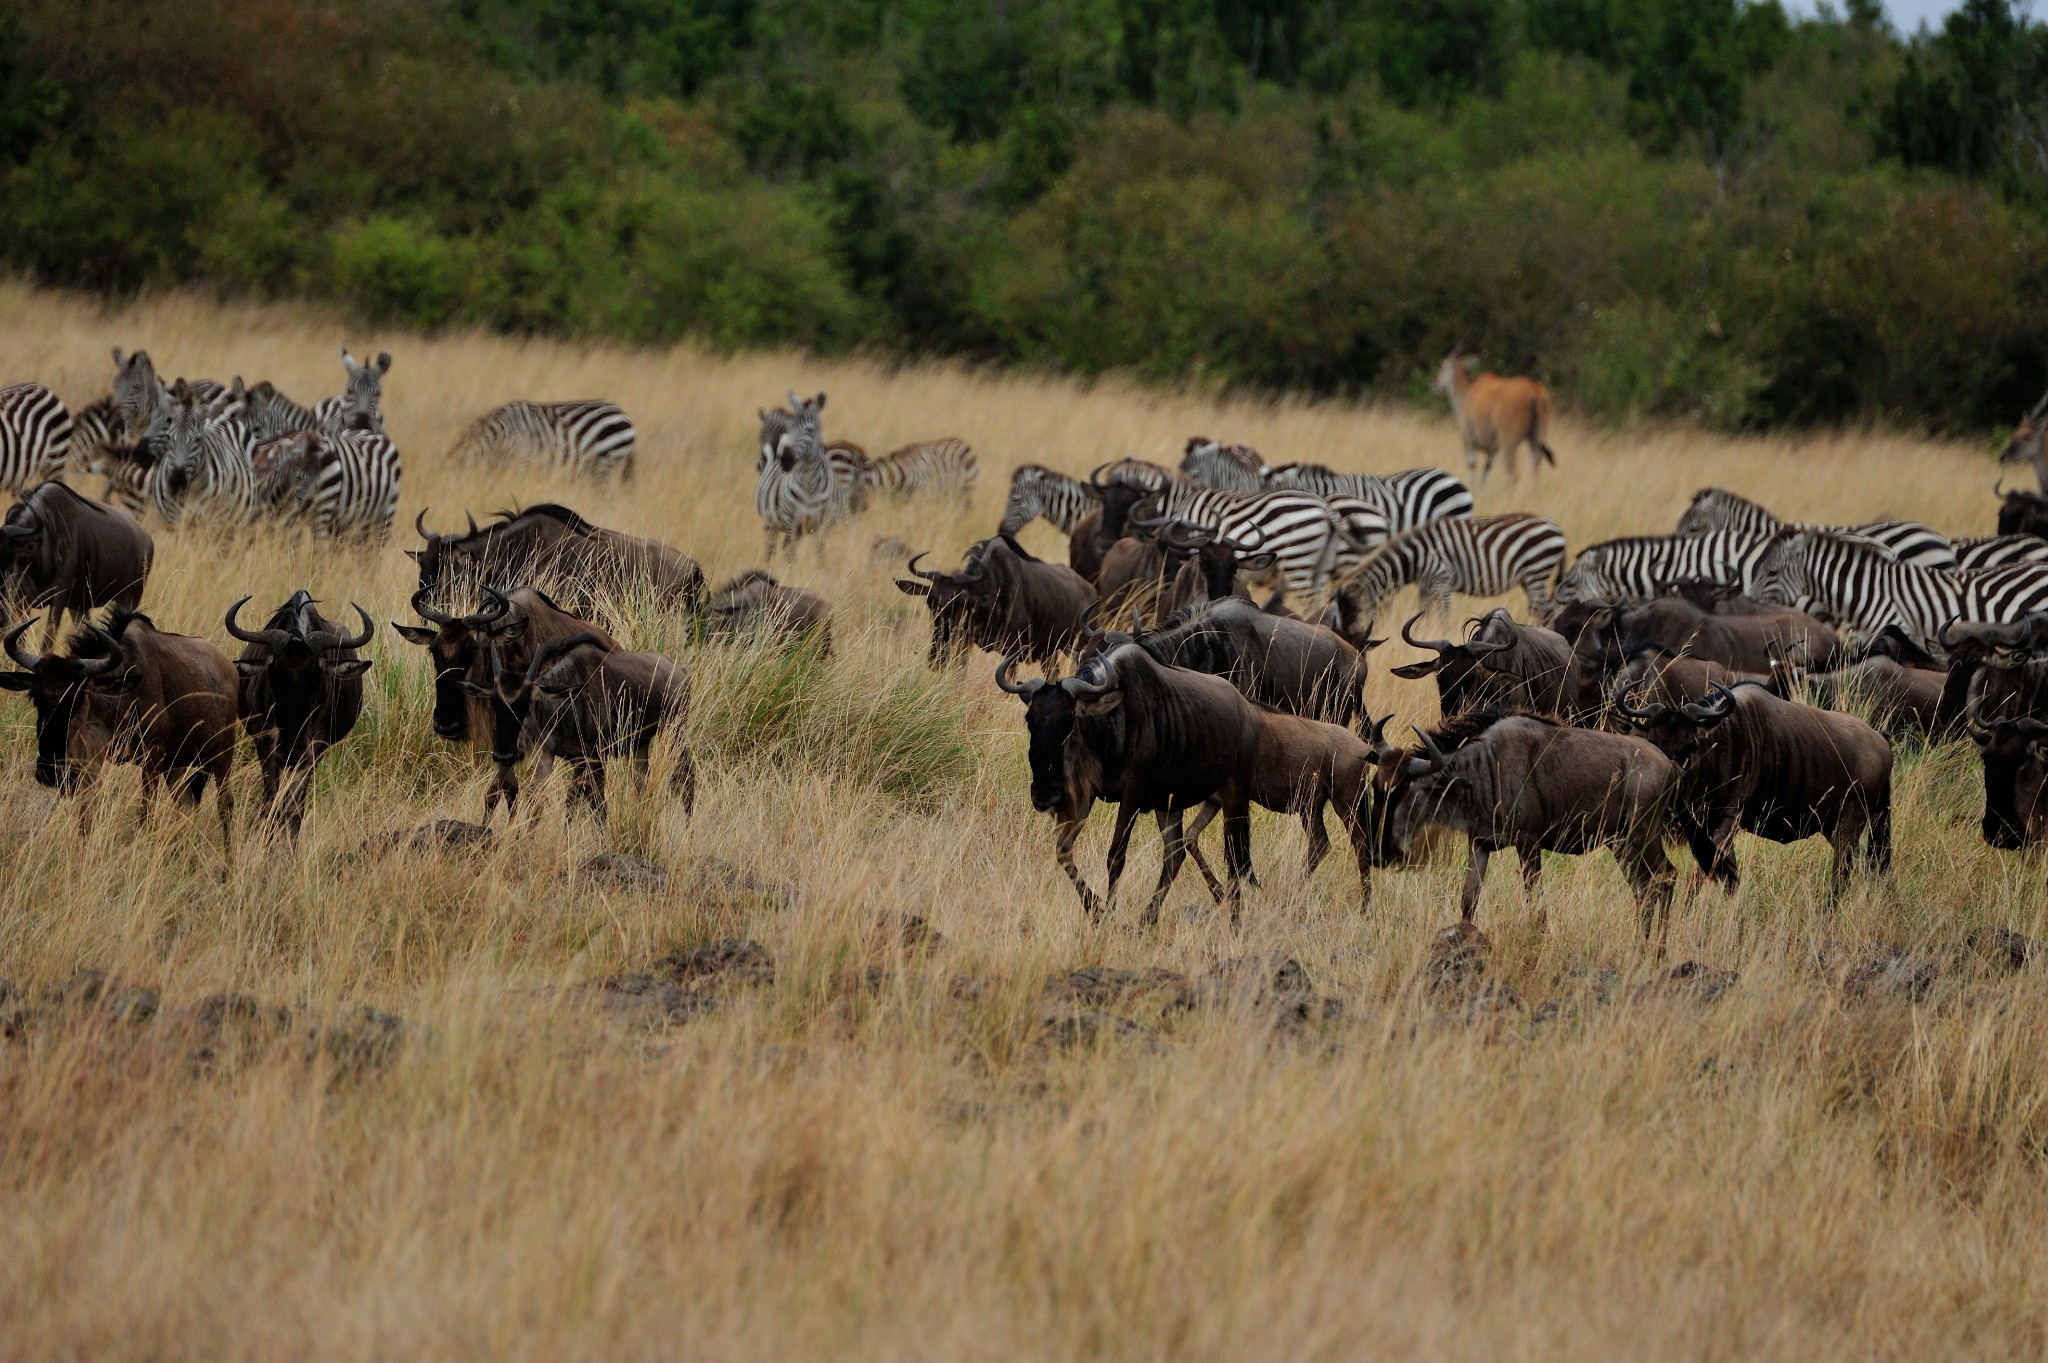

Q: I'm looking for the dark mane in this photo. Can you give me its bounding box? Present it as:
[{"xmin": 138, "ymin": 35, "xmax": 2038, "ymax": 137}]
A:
[
  {"xmin": 66, "ymin": 609, "xmax": 152, "ymax": 655},
  {"xmin": 494, "ymin": 503, "xmax": 595, "ymax": 534},
  {"xmin": 1623, "ymin": 639, "xmax": 1682, "ymax": 664},
  {"xmin": 711, "ymin": 570, "xmax": 777, "ymax": 598},
  {"xmin": 528, "ymin": 630, "xmax": 611, "ymax": 676},
  {"xmin": 1420, "ymin": 706, "xmax": 1554, "ymax": 752}
]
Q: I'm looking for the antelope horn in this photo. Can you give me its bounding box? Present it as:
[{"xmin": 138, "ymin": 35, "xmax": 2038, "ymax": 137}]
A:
[
  {"xmin": 76, "ymin": 626, "xmax": 121, "ymax": 677},
  {"xmin": 1366, "ymin": 714, "xmax": 1393, "ymax": 749},
  {"xmin": 1411, "ymin": 725, "xmax": 1448, "ymax": 770},
  {"xmin": 223, "ymin": 596, "xmax": 290, "ymax": 648},
  {"xmin": 1400, "ymin": 611, "xmax": 1454, "ymax": 655},
  {"xmin": 1157, "ymin": 519, "xmax": 1210, "ymax": 549},
  {"xmin": 1613, "ymin": 677, "xmax": 1663, "ymax": 722},
  {"xmin": 993, "ymin": 651, "xmax": 1044, "ymax": 698},
  {"xmin": 4, "ymin": 618, "xmax": 42, "ymax": 670},
  {"xmin": 1938, "ymin": 616, "xmax": 1961, "ymax": 650},
  {"xmin": 905, "ymin": 551, "xmax": 941, "ymax": 582},
  {"xmin": 409, "ymin": 588, "xmax": 459, "ymax": 627}
]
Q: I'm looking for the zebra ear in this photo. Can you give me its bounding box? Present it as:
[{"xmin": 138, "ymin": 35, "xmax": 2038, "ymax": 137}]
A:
[
  {"xmin": 375, "ymin": 351, "xmax": 391, "ymax": 374},
  {"xmin": 340, "ymin": 346, "xmax": 356, "ymax": 372}
]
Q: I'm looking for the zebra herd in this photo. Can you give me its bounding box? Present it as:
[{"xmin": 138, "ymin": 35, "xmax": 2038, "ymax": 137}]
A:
[{"xmin": 0, "ymin": 349, "xmax": 648, "ymax": 546}]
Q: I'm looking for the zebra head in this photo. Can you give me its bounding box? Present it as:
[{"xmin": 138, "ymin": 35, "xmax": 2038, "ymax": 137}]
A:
[
  {"xmin": 337, "ymin": 348, "xmax": 391, "ymax": 434},
  {"xmin": 111, "ymin": 347, "xmax": 165, "ymax": 442},
  {"xmin": 775, "ymin": 392, "xmax": 827, "ymax": 474},
  {"xmin": 1749, "ymin": 531, "xmax": 1816, "ymax": 612}
]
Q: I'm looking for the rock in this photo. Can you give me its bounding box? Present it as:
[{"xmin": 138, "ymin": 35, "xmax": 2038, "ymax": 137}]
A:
[
  {"xmin": 652, "ymin": 938, "xmax": 776, "ymax": 990},
  {"xmin": 44, "ymin": 967, "xmax": 109, "ymax": 1006},
  {"xmin": 1195, "ymin": 954, "xmax": 1314, "ymax": 1011},
  {"xmin": 871, "ymin": 914, "xmax": 943, "ymax": 955},
  {"xmin": 871, "ymin": 535, "xmax": 915, "ymax": 563},
  {"xmin": 316, "ymin": 1006, "xmax": 406, "ymax": 1072},
  {"xmin": 686, "ymin": 858, "xmax": 800, "ymax": 911},
  {"xmin": 1434, "ymin": 981, "xmax": 1522, "ymax": 1029},
  {"xmin": 1417, "ymin": 923, "xmax": 1492, "ymax": 1001},
  {"xmin": 1036, "ymin": 1002, "xmax": 1155, "ymax": 1050},
  {"xmin": 362, "ymin": 819, "xmax": 495, "ymax": 857},
  {"xmin": 1044, "ymin": 966, "xmax": 1194, "ymax": 1013},
  {"xmin": 105, "ymin": 985, "xmax": 160, "ymax": 1024},
  {"xmin": 948, "ymin": 974, "xmax": 991, "ymax": 1003},
  {"xmin": 1633, "ymin": 961, "xmax": 1739, "ymax": 1006},
  {"xmin": 571, "ymin": 853, "xmax": 672, "ymax": 893},
  {"xmin": 586, "ymin": 972, "xmax": 714, "ymax": 1028},
  {"xmin": 179, "ymin": 992, "xmax": 293, "ymax": 1071},
  {"xmin": 1843, "ymin": 953, "xmax": 1940, "ymax": 1004},
  {"xmin": 1967, "ymin": 926, "xmax": 2036, "ymax": 973}
]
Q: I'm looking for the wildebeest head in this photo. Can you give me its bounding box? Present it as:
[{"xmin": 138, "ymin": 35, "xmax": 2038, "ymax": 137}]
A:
[
  {"xmin": 1388, "ymin": 611, "xmax": 1512, "ymax": 712},
  {"xmin": 995, "ymin": 649, "xmax": 1122, "ymax": 814},
  {"xmin": 895, "ymin": 549, "xmax": 985, "ymax": 665},
  {"xmin": 1611, "ymin": 678, "xmax": 1741, "ymax": 766},
  {"xmin": 391, "ymin": 587, "xmax": 503, "ymax": 739},
  {"xmin": 1551, "ymin": 597, "xmax": 1623, "ymax": 699},
  {"xmin": 336, "ymin": 348, "xmax": 391, "ymax": 434},
  {"xmin": 1153, "ymin": 519, "xmax": 1271, "ymax": 603},
  {"xmin": 1365, "ymin": 717, "xmax": 1457, "ymax": 867},
  {"xmin": 0, "ymin": 498, "xmax": 45, "ymax": 598},
  {"xmin": 1967, "ymin": 680, "xmax": 2048, "ymax": 850},
  {"xmin": 405, "ymin": 507, "xmax": 483, "ymax": 594},
  {"xmin": 228, "ymin": 591, "xmax": 372, "ymax": 692},
  {"xmin": 0, "ymin": 617, "xmax": 128, "ymax": 789}
]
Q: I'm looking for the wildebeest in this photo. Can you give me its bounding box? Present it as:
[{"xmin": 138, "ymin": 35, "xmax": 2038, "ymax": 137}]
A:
[
  {"xmin": 1180, "ymin": 706, "xmax": 1374, "ymax": 898},
  {"xmin": 1368, "ymin": 710, "xmax": 1680, "ymax": 939},
  {"xmin": 391, "ymin": 585, "xmax": 617, "ymax": 815},
  {"xmin": 410, "ymin": 505, "xmax": 702, "ymax": 613},
  {"xmin": 1764, "ymin": 637, "xmax": 1947, "ymax": 740},
  {"xmin": 225, "ymin": 592, "xmax": 372, "ymax": 836},
  {"xmin": 1433, "ymin": 350, "xmax": 1557, "ymax": 482},
  {"xmin": 1071, "ymin": 460, "xmax": 1175, "ymax": 582},
  {"xmin": 485, "ymin": 630, "xmax": 695, "ymax": 818},
  {"xmin": 1613, "ymin": 642, "xmax": 1769, "ymax": 709},
  {"xmin": 705, "ymin": 571, "xmax": 832, "ymax": 653},
  {"xmin": 1388, "ymin": 608, "xmax": 1584, "ymax": 720},
  {"xmin": 1109, "ymin": 596, "xmax": 1368, "ymax": 727},
  {"xmin": 0, "ymin": 612, "xmax": 237, "ymax": 855},
  {"xmin": 895, "ymin": 536, "xmax": 1095, "ymax": 667},
  {"xmin": 0, "ymin": 481, "xmax": 153, "ymax": 649},
  {"xmin": 1091, "ymin": 533, "xmax": 1174, "ymax": 620},
  {"xmin": 1613, "ymin": 680, "xmax": 1891, "ymax": 902},
  {"xmin": 1998, "ymin": 488, "xmax": 2048, "ymax": 539},
  {"xmin": 995, "ymin": 645, "xmax": 1261, "ymax": 926},
  {"xmin": 1616, "ymin": 594, "xmax": 1838, "ymax": 674},
  {"xmin": 1968, "ymin": 702, "xmax": 2048, "ymax": 850}
]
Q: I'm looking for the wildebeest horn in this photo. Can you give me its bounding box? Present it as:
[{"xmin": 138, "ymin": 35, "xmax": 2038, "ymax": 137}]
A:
[
  {"xmin": 1157, "ymin": 519, "xmax": 1211, "ymax": 549},
  {"xmin": 464, "ymin": 510, "xmax": 479, "ymax": 537},
  {"xmin": 409, "ymin": 589, "xmax": 459, "ymax": 626},
  {"xmin": 464, "ymin": 586, "xmax": 511, "ymax": 629},
  {"xmin": 1130, "ymin": 607, "xmax": 1145, "ymax": 634},
  {"xmin": 993, "ymin": 651, "xmax": 1044, "ymax": 698},
  {"xmin": 1086, "ymin": 460, "xmax": 1118, "ymax": 488},
  {"xmin": 1411, "ymin": 725, "xmax": 1448, "ymax": 770},
  {"xmin": 1063, "ymin": 652, "xmax": 1119, "ymax": 696},
  {"xmin": 958, "ymin": 551, "xmax": 988, "ymax": 583},
  {"xmin": 223, "ymin": 596, "xmax": 291, "ymax": 648},
  {"xmin": 4, "ymin": 618, "xmax": 42, "ymax": 670},
  {"xmin": 414, "ymin": 507, "xmax": 434, "ymax": 542},
  {"xmin": 1613, "ymin": 677, "xmax": 1663, "ymax": 722},
  {"xmin": 1695, "ymin": 682, "xmax": 1740, "ymax": 718},
  {"xmin": 1366, "ymin": 714, "xmax": 1393, "ymax": 749},
  {"xmin": 906, "ymin": 551, "xmax": 942, "ymax": 582},
  {"xmin": 1937, "ymin": 616, "xmax": 1961, "ymax": 650},
  {"xmin": 1400, "ymin": 612, "xmax": 1454, "ymax": 655},
  {"xmin": 309, "ymin": 604, "xmax": 374, "ymax": 652},
  {"xmin": 77, "ymin": 626, "xmax": 122, "ymax": 677}
]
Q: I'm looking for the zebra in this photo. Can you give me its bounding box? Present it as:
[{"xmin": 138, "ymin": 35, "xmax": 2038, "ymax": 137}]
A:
[
  {"xmin": 1327, "ymin": 514, "xmax": 1568, "ymax": 640},
  {"xmin": 449, "ymin": 399, "xmax": 635, "ymax": 480},
  {"xmin": 111, "ymin": 349, "xmax": 231, "ymax": 443},
  {"xmin": 1131, "ymin": 480, "xmax": 1361, "ymax": 602},
  {"xmin": 148, "ymin": 382, "xmax": 257, "ymax": 525},
  {"xmin": 1179, "ymin": 437, "xmax": 1269, "ymax": 492},
  {"xmin": 998, "ymin": 464, "xmax": 1101, "ymax": 535},
  {"xmin": 242, "ymin": 349, "xmax": 391, "ymax": 442},
  {"xmin": 1753, "ymin": 529, "xmax": 2048, "ymax": 655},
  {"xmin": 864, "ymin": 437, "xmax": 978, "ymax": 500},
  {"xmin": 68, "ymin": 396, "xmax": 155, "ymax": 516},
  {"xmin": 756, "ymin": 394, "xmax": 867, "ymax": 501},
  {"xmin": 1263, "ymin": 461, "xmax": 1475, "ymax": 534},
  {"xmin": 755, "ymin": 392, "xmax": 866, "ymax": 557},
  {"xmin": 1554, "ymin": 531, "xmax": 1789, "ymax": 606},
  {"xmin": 0, "ymin": 384, "xmax": 72, "ymax": 492},
  {"xmin": 1675, "ymin": 486, "xmax": 1955, "ymax": 570},
  {"xmin": 252, "ymin": 429, "xmax": 403, "ymax": 543},
  {"xmin": 1955, "ymin": 534, "xmax": 2048, "ymax": 571}
]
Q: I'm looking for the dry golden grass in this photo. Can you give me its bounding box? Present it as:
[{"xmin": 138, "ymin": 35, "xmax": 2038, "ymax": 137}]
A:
[{"xmin": 1, "ymin": 280, "xmax": 2046, "ymax": 1360}]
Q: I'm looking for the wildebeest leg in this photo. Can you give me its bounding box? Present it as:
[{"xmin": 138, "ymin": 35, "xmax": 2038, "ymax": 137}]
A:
[
  {"xmin": 569, "ymin": 758, "xmax": 606, "ymax": 818},
  {"xmin": 1176, "ymin": 803, "xmax": 1229, "ymax": 903},
  {"xmin": 1459, "ymin": 844, "xmax": 1491, "ymax": 922},
  {"xmin": 1622, "ymin": 838, "xmax": 1677, "ymax": 950},
  {"xmin": 1102, "ymin": 802, "xmax": 1143, "ymax": 918},
  {"xmin": 1826, "ymin": 805, "xmax": 1869, "ymax": 907},
  {"xmin": 213, "ymin": 765, "xmax": 235, "ymax": 865},
  {"xmin": 1340, "ymin": 802, "xmax": 1373, "ymax": 903},
  {"xmin": 1053, "ymin": 806, "xmax": 1104, "ymax": 918},
  {"xmin": 670, "ymin": 746, "xmax": 697, "ymax": 816},
  {"xmin": 1300, "ymin": 803, "xmax": 1331, "ymax": 882},
  {"xmin": 484, "ymin": 760, "xmax": 520, "ymax": 823},
  {"xmin": 1221, "ymin": 801, "xmax": 1253, "ymax": 929},
  {"xmin": 1140, "ymin": 810, "xmax": 1191, "ymax": 928}
]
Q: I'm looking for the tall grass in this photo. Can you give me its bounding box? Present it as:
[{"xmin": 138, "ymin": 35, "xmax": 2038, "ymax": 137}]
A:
[{"xmin": 0, "ymin": 281, "xmax": 2045, "ymax": 1360}]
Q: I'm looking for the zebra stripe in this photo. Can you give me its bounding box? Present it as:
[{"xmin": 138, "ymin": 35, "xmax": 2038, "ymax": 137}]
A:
[
  {"xmin": 1137, "ymin": 481, "xmax": 1355, "ymax": 601},
  {"xmin": 0, "ymin": 384, "xmax": 72, "ymax": 492},
  {"xmin": 1676, "ymin": 486, "xmax": 1954, "ymax": 569},
  {"xmin": 754, "ymin": 396, "xmax": 865, "ymax": 556},
  {"xmin": 1555, "ymin": 531, "xmax": 1784, "ymax": 605},
  {"xmin": 1330, "ymin": 514, "xmax": 1568, "ymax": 631},
  {"xmin": 1955, "ymin": 534, "xmax": 2048, "ymax": 571},
  {"xmin": 451, "ymin": 400, "xmax": 635, "ymax": 480},
  {"xmin": 245, "ymin": 350, "xmax": 390, "ymax": 442},
  {"xmin": 1179, "ymin": 438, "xmax": 1269, "ymax": 493},
  {"xmin": 1263, "ymin": 462, "xmax": 1475, "ymax": 534},
  {"xmin": 253, "ymin": 430, "xmax": 403, "ymax": 542},
  {"xmin": 69, "ymin": 396, "xmax": 154, "ymax": 516},
  {"xmin": 998, "ymin": 464, "xmax": 1101, "ymax": 535},
  {"xmin": 865, "ymin": 437, "xmax": 978, "ymax": 498},
  {"xmin": 149, "ymin": 386, "xmax": 255, "ymax": 524},
  {"xmin": 1753, "ymin": 529, "xmax": 2048, "ymax": 654}
]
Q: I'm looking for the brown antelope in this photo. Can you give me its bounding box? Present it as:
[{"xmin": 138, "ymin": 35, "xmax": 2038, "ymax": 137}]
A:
[{"xmin": 1433, "ymin": 351, "xmax": 1557, "ymax": 484}]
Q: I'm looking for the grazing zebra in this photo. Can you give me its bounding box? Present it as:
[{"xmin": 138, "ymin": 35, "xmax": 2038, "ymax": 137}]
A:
[
  {"xmin": 0, "ymin": 384, "xmax": 72, "ymax": 492},
  {"xmin": 68, "ymin": 396, "xmax": 155, "ymax": 516},
  {"xmin": 148, "ymin": 382, "xmax": 256, "ymax": 524},
  {"xmin": 1263, "ymin": 462, "xmax": 1475, "ymax": 534},
  {"xmin": 1676, "ymin": 487, "xmax": 1955, "ymax": 570},
  {"xmin": 998, "ymin": 464, "xmax": 1101, "ymax": 535},
  {"xmin": 252, "ymin": 429, "xmax": 403, "ymax": 542},
  {"xmin": 755, "ymin": 392, "xmax": 866, "ymax": 557},
  {"xmin": 1554, "ymin": 531, "xmax": 1783, "ymax": 605},
  {"xmin": 449, "ymin": 399, "xmax": 635, "ymax": 480},
  {"xmin": 1328, "ymin": 514, "xmax": 1568, "ymax": 640},
  {"xmin": 1179, "ymin": 438, "xmax": 1269, "ymax": 492},
  {"xmin": 1133, "ymin": 481, "xmax": 1358, "ymax": 602},
  {"xmin": 864, "ymin": 436, "xmax": 978, "ymax": 499},
  {"xmin": 1955, "ymin": 534, "xmax": 2048, "ymax": 571},
  {"xmin": 1753, "ymin": 529, "xmax": 2048, "ymax": 655}
]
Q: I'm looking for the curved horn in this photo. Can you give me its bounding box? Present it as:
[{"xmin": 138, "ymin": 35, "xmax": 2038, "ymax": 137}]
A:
[
  {"xmin": 1087, "ymin": 460, "xmax": 1117, "ymax": 487},
  {"xmin": 464, "ymin": 510, "xmax": 479, "ymax": 537},
  {"xmin": 1063, "ymin": 652, "xmax": 1119, "ymax": 696},
  {"xmin": 1938, "ymin": 616, "xmax": 1962, "ymax": 650},
  {"xmin": 1400, "ymin": 611, "xmax": 1454, "ymax": 655},
  {"xmin": 1696, "ymin": 682, "xmax": 1741, "ymax": 718},
  {"xmin": 312, "ymin": 604, "xmax": 374, "ymax": 652},
  {"xmin": 1157, "ymin": 519, "xmax": 1211, "ymax": 550},
  {"xmin": 1613, "ymin": 677, "xmax": 1663, "ymax": 722},
  {"xmin": 463, "ymin": 586, "xmax": 511, "ymax": 629},
  {"xmin": 414, "ymin": 507, "xmax": 434, "ymax": 542},
  {"xmin": 223, "ymin": 596, "xmax": 291, "ymax": 648},
  {"xmin": 75, "ymin": 626, "xmax": 121, "ymax": 677},
  {"xmin": 905, "ymin": 551, "xmax": 942, "ymax": 582},
  {"xmin": 993, "ymin": 651, "xmax": 1044, "ymax": 698},
  {"xmin": 409, "ymin": 588, "xmax": 459, "ymax": 627},
  {"xmin": 4, "ymin": 618, "xmax": 41, "ymax": 670},
  {"xmin": 1411, "ymin": 724, "xmax": 1448, "ymax": 770},
  {"xmin": 1366, "ymin": 714, "xmax": 1393, "ymax": 749}
]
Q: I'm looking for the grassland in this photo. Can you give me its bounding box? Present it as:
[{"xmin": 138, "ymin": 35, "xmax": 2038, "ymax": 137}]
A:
[{"xmin": 1, "ymin": 281, "xmax": 2045, "ymax": 1361}]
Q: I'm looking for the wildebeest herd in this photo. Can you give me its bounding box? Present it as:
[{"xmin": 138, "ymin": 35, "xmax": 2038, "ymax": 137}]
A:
[{"xmin": 6, "ymin": 349, "xmax": 2048, "ymax": 949}]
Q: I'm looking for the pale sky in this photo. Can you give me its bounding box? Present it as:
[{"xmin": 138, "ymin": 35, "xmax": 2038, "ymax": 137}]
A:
[{"xmin": 1784, "ymin": 1, "xmax": 1973, "ymax": 32}]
